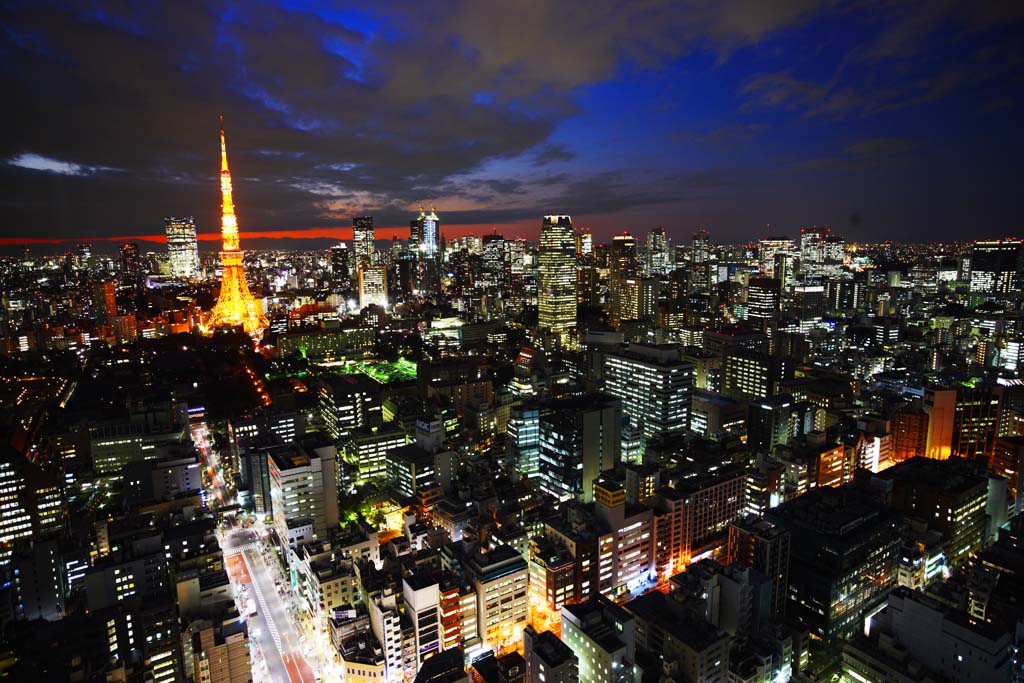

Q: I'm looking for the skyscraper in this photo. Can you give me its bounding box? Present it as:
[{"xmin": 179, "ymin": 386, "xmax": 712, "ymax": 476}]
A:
[
  {"xmin": 352, "ymin": 215, "xmax": 375, "ymax": 269},
  {"xmin": 537, "ymin": 215, "xmax": 577, "ymax": 342},
  {"xmin": 746, "ymin": 277, "xmax": 781, "ymax": 326},
  {"xmin": 205, "ymin": 117, "xmax": 268, "ymax": 338},
  {"xmin": 608, "ymin": 232, "xmax": 638, "ymax": 327},
  {"xmin": 165, "ymin": 216, "xmax": 200, "ymax": 279},
  {"xmin": 690, "ymin": 228, "xmax": 711, "ymax": 292},
  {"xmin": 413, "ymin": 207, "xmax": 442, "ymax": 297},
  {"xmin": 799, "ymin": 226, "xmax": 844, "ymax": 277},
  {"xmin": 757, "ymin": 237, "xmax": 794, "ymax": 278},
  {"xmin": 119, "ymin": 242, "xmax": 141, "ymax": 282},
  {"xmin": 329, "ymin": 243, "xmax": 350, "ymax": 284},
  {"xmin": 601, "ymin": 343, "xmax": 693, "ymax": 440},
  {"xmin": 481, "ymin": 233, "xmax": 506, "ymax": 288},
  {"xmin": 92, "ymin": 280, "xmax": 117, "ymax": 324},
  {"xmin": 538, "ymin": 394, "xmax": 621, "ymax": 503},
  {"xmin": 969, "ymin": 238, "xmax": 1023, "ymax": 295},
  {"xmin": 645, "ymin": 226, "xmax": 671, "ymax": 276},
  {"xmin": 358, "ymin": 263, "xmax": 388, "ymax": 310}
]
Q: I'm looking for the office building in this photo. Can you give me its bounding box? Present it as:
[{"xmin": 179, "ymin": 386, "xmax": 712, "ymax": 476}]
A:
[
  {"xmin": 468, "ymin": 545, "xmax": 529, "ymax": 651},
  {"xmin": 537, "ymin": 394, "xmax": 621, "ymax": 503},
  {"xmin": 650, "ymin": 464, "xmax": 747, "ymax": 578},
  {"xmin": 601, "ymin": 343, "xmax": 693, "ymax": 440},
  {"xmin": 561, "ymin": 597, "xmax": 637, "ymax": 683},
  {"xmin": 747, "ymin": 394, "xmax": 792, "ymax": 455},
  {"xmin": 969, "ymin": 238, "xmax": 1022, "ymax": 295},
  {"xmin": 757, "ymin": 237, "xmax": 794, "ymax": 278},
  {"xmin": 845, "ymin": 587, "xmax": 1012, "ymax": 683},
  {"xmin": 728, "ymin": 516, "xmax": 791, "ymax": 619},
  {"xmin": 268, "ymin": 442, "xmax": 339, "ymax": 548},
  {"xmin": 767, "ymin": 487, "xmax": 901, "ymax": 643},
  {"xmin": 165, "ymin": 216, "xmax": 200, "ymax": 279},
  {"xmin": 645, "ymin": 226, "xmax": 672, "ymax": 276},
  {"xmin": 508, "ymin": 403, "xmax": 541, "ymax": 480},
  {"xmin": 344, "ymin": 425, "xmax": 409, "ymax": 485},
  {"xmin": 523, "ymin": 626, "xmax": 577, "ymax": 683},
  {"xmin": 624, "ymin": 592, "xmax": 731, "ymax": 683},
  {"xmin": 745, "ymin": 277, "xmax": 781, "ymax": 327},
  {"xmin": 537, "ymin": 215, "xmax": 577, "ymax": 342},
  {"xmin": 330, "ymin": 243, "xmax": 350, "ymax": 283},
  {"xmin": 690, "ymin": 228, "xmax": 711, "ymax": 292},
  {"xmin": 867, "ymin": 457, "xmax": 991, "ymax": 570},
  {"xmin": 593, "ymin": 479, "xmax": 654, "ymax": 598},
  {"xmin": 353, "ymin": 215, "xmax": 375, "ymax": 268},
  {"xmin": 92, "ymin": 280, "xmax": 117, "ymax": 324},
  {"xmin": 359, "ymin": 263, "xmax": 389, "ymax": 310},
  {"xmin": 119, "ymin": 242, "xmax": 141, "ymax": 282}
]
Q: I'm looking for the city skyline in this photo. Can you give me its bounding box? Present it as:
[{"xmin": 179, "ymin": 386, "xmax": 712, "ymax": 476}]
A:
[{"xmin": 2, "ymin": 2, "xmax": 1023, "ymax": 249}]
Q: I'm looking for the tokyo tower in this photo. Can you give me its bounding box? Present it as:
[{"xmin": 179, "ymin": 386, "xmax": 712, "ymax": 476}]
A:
[{"xmin": 204, "ymin": 116, "xmax": 268, "ymax": 338}]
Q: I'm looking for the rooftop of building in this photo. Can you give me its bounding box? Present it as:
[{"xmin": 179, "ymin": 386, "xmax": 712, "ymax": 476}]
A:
[
  {"xmin": 266, "ymin": 442, "xmax": 312, "ymax": 470},
  {"xmin": 529, "ymin": 628, "xmax": 576, "ymax": 667},
  {"xmin": 562, "ymin": 597, "xmax": 633, "ymax": 654},
  {"xmin": 623, "ymin": 592, "xmax": 729, "ymax": 651},
  {"xmin": 871, "ymin": 456, "xmax": 988, "ymax": 494}
]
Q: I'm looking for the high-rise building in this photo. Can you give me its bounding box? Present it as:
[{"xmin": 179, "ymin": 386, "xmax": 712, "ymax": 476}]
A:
[
  {"xmin": 267, "ymin": 442, "xmax": 339, "ymax": 548},
  {"xmin": 767, "ymin": 487, "xmax": 901, "ymax": 643},
  {"xmin": 92, "ymin": 280, "xmax": 117, "ymax": 324},
  {"xmin": 969, "ymin": 238, "xmax": 1022, "ymax": 295},
  {"xmin": 523, "ymin": 626, "xmax": 578, "ymax": 683},
  {"xmin": 359, "ymin": 263, "xmax": 389, "ymax": 310},
  {"xmin": 508, "ymin": 403, "xmax": 541, "ymax": 480},
  {"xmin": 481, "ymin": 233, "xmax": 507, "ymax": 288},
  {"xmin": 165, "ymin": 216, "xmax": 200, "ymax": 279},
  {"xmin": 537, "ymin": 215, "xmax": 577, "ymax": 342},
  {"xmin": 645, "ymin": 226, "xmax": 671, "ymax": 276},
  {"xmin": 757, "ymin": 237, "xmax": 795, "ymax": 277},
  {"xmin": 601, "ymin": 343, "xmax": 693, "ymax": 440},
  {"xmin": 868, "ymin": 457, "xmax": 992, "ymax": 570},
  {"xmin": 413, "ymin": 208, "xmax": 442, "ymax": 296},
  {"xmin": 690, "ymin": 228, "xmax": 711, "ymax": 292},
  {"xmin": 538, "ymin": 394, "xmax": 621, "ymax": 503},
  {"xmin": 204, "ymin": 118, "xmax": 268, "ymax": 337},
  {"xmin": 747, "ymin": 394, "xmax": 792, "ymax": 456},
  {"xmin": 330, "ymin": 242, "xmax": 350, "ymax": 284},
  {"xmin": 560, "ymin": 597, "xmax": 637, "ymax": 683},
  {"xmin": 353, "ymin": 215, "xmax": 375, "ymax": 269},
  {"xmin": 119, "ymin": 242, "xmax": 141, "ymax": 282},
  {"xmin": 891, "ymin": 404, "xmax": 929, "ymax": 463},
  {"xmin": 468, "ymin": 545, "xmax": 529, "ymax": 651},
  {"xmin": 614, "ymin": 277, "xmax": 659, "ymax": 323},
  {"xmin": 608, "ymin": 233, "xmax": 638, "ymax": 326},
  {"xmin": 923, "ymin": 387, "xmax": 956, "ymax": 460},
  {"xmin": 746, "ymin": 277, "xmax": 781, "ymax": 327},
  {"xmin": 799, "ymin": 226, "xmax": 844, "ymax": 277},
  {"xmin": 728, "ymin": 516, "xmax": 791, "ymax": 619}
]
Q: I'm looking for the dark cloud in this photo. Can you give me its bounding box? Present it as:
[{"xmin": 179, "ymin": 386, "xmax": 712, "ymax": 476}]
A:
[
  {"xmin": 672, "ymin": 123, "xmax": 768, "ymax": 149},
  {"xmin": 0, "ymin": 0, "xmax": 845, "ymax": 239},
  {"xmin": 798, "ymin": 137, "xmax": 924, "ymax": 172},
  {"xmin": 0, "ymin": 1, "xmax": 1020, "ymax": 243},
  {"xmin": 530, "ymin": 144, "xmax": 575, "ymax": 167},
  {"xmin": 741, "ymin": 3, "xmax": 1024, "ymax": 119}
]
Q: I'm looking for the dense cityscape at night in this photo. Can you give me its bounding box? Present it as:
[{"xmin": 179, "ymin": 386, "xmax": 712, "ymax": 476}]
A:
[{"xmin": 2, "ymin": 2, "xmax": 1024, "ymax": 683}]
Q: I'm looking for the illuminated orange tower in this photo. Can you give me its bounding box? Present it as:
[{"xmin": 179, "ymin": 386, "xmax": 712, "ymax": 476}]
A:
[{"xmin": 205, "ymin": 116, "xmax": 268, "ymax": 338}]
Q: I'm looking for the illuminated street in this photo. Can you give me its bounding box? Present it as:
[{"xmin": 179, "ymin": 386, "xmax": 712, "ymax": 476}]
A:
[{"xmin": 222, "ymin": 528, "xmax": 317, "ymax": 683}]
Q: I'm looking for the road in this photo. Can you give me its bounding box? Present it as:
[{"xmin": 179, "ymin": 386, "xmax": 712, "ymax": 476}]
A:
[
  {"xmin": 222, "ymin": 527, "xmax": 317, "ymax": 683},
  {"xmin": 192, "ymin": 416, "xmax": 317, "ymax": 683}
]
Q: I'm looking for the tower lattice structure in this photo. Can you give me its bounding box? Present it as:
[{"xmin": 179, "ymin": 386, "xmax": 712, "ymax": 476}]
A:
[{"xmin": 205, "ymin": 117, "xmax": 268, "ymax": 338}]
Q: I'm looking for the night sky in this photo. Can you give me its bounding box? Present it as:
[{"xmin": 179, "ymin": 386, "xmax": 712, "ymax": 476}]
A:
[{"xmin": 1, "ymin": 1, "xmax": 1022, "ymax": 251}]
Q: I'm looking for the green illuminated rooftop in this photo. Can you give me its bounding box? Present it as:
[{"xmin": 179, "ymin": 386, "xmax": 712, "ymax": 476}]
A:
[{"xmin": 333, "ymin": 357, "xmax": 417, "ymax": 384}]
